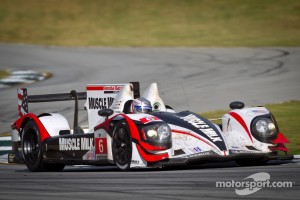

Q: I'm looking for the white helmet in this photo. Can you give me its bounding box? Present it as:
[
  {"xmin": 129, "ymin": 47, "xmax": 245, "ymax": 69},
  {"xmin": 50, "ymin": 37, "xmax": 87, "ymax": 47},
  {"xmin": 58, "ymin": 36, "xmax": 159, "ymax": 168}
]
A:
[{"xmin": 130, "ymin": 97, "xmax": 152, "ymax": 113}]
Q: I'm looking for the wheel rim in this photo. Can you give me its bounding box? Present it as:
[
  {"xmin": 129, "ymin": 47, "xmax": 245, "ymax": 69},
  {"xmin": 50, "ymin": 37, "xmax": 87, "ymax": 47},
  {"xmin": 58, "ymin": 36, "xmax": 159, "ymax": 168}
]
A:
[
  {"xmin": 113, "ymin": 127, "xmax": 131, "ymax": 166},
  {"xmin": 23, "ymin": 128, "xmax": 40, "ymax": 165}
]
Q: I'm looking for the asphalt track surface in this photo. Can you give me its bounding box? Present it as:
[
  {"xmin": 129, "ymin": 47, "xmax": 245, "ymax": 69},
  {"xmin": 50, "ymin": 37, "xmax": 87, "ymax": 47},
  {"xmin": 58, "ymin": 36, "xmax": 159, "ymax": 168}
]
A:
[
  {"xmin": 0, "ymin": 44, "xmax": 300, "ymax": 134},
  {"xmin": 0, "ymin": 44, "xmax": 300, "ymax": 199},
  {"xmin": 0, "ymin": 161, "xmax": 299, "ymax": 200}
]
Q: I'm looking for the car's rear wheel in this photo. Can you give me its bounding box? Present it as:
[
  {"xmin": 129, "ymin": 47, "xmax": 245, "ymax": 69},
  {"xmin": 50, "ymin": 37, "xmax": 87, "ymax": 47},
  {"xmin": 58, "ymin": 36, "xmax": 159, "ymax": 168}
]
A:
[
  {"xmin": 22, "ymin": 119, "xmax": 65, "ymax": 172},
  {"xmin": 112, "ymin": 120, "xmax": 132, "ymax": 171},
  {"xmin": 22, "ymin": 120, "xmax": 45, "ymax": 172}
]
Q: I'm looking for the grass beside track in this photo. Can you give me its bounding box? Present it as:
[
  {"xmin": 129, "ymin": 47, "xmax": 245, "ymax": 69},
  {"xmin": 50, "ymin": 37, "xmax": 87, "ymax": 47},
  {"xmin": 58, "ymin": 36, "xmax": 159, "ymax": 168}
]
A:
[
  {"xmin": 0, "ymin": 0, "xmax": 299, "ymax": 46},
  {"xmin": 0, "ymin": 70, "xmax": 9, "ymax": 79},
  {"xmin": 200, "ymin": 101, "xmax": 300, "ymax": 155}
]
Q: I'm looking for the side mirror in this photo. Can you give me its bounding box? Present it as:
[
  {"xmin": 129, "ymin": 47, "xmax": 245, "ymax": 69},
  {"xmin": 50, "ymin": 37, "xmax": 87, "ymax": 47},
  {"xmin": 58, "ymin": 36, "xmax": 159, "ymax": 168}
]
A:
[
  {"xmin": 229, "ymin": 101, "xmax": 245, "ymax": 109},
  {"xmin": 98, "ymin": 109, "xmax": 114, "ymax": 118}
]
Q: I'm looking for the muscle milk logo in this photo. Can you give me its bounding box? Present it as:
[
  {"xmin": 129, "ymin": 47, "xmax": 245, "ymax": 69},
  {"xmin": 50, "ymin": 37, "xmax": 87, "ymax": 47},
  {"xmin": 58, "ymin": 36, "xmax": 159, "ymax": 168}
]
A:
[
  {"xmin": 59, "ymin": 138, "xmax": 94, "ymax": 151},
  {"xmin": 88, "ymin": 97, "xmax": 114, "ymax": 109},
  {"xmin": 180, "ymin": 114, "xmax": 222, "ymax": 142}
]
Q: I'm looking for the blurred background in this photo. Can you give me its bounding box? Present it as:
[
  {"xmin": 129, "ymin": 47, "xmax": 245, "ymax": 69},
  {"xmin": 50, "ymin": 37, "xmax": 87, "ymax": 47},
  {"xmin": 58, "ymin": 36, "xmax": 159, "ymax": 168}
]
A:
[{"xmin": 0, "ymin": 0, "xmax": 299, "ymax": 47}]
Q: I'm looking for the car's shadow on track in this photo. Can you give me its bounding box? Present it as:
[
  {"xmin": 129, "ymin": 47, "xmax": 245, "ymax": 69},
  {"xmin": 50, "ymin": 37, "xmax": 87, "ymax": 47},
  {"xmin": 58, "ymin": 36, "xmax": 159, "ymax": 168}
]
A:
[
  {"xmin": 160, "ymin": 159, "xmax": 295, "ymax": 171},
  {"xmin": 15, "ymin": 159, "xmax": 296, "ymax": 173}
]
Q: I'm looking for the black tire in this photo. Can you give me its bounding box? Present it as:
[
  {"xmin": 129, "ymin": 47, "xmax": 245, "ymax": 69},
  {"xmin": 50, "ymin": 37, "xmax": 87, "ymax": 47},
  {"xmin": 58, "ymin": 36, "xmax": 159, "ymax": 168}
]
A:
[
  {"xmin": 22, "ymin": 120, "xmax": 65, "ymax": 172},
  {"xmin": 235, "ymin": 158, "xmax": 268, "ymax": 166},
  {"xmin": 22, "ymin": 120, "xmax": 45, "ymax": 172},
  {"xmin": 112, "ymin": 120, "xmax": 132, "ymax": 171}
]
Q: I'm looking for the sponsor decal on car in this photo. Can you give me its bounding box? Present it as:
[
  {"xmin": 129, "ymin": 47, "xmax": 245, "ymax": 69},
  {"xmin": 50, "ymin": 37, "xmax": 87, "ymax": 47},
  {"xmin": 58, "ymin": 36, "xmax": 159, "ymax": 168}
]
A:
[
  {"xmin": 173, "ymin": 133, "xmax": 188, "ymax": 140},
  {"xmin": 88, "ymin": 97, "xmax": 115, "ymax": 109},
  {"xmin": 83, "ymin": 150, "xmax": 96, "ymax": 160},
  {"xmin": 131, "ymin": 160, "xmax": 140, "ymax": 165},
  {"xmin": 86, "ymin": 85, "xmax": 124, "ymax": 91},
  {"xmin": 179, "ymin": 114, "xmax": 223, "ymax": 142},
  {"xmin": 193, "ymin": 146, "xmax": 202, "ymax": 153},
  {"xmin": 184, "ymin": 151, "xmax": 214, "ymax": 158},
  {"xmin": 251, "ymin": 109, "xmax": 269, "ymax": 114},
  {"xmin": 103, "ymin": 85, "xmax": 123, "ymax": 91},
  {"xmin": 139, "ymin": 116, "xmax": 160, "ymax": 124},
  {"xmin": 59, "ymin": 137, "xmax": 94, "ymax": 151}
]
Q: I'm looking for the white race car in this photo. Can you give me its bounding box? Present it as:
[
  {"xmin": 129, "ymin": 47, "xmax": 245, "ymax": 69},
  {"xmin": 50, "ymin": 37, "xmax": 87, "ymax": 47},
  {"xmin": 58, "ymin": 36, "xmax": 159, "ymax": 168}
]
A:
[{"xmin": 10, "ymin": 82, "xmax": 292, "ymax": 171}]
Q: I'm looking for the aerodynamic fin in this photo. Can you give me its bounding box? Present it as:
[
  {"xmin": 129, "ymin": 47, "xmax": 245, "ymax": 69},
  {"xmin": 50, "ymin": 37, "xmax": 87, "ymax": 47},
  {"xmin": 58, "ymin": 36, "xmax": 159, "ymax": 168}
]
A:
[{"xmin": 142, "ymin": 83, "xmax": 166, "ymax": 111}]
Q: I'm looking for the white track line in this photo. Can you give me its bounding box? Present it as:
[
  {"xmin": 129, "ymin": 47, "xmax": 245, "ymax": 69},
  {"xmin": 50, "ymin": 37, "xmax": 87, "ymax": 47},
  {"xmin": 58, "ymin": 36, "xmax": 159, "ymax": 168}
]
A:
[
  {"xmin": 0, "ymin": 147, "xmax": 12, "ymax": 151},
  {"xmin": 0, "ymin": 136, "xmax": 11, "ymax": 141}
]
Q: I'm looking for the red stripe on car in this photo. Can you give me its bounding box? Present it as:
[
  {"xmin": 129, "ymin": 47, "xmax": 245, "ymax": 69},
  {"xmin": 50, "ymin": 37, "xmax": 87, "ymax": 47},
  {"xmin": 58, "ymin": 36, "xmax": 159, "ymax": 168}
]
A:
[
  {"xmin": 228, "ymin": 112, "xmax": 253, "ymax": 143},
  {"xmin": 136, "ymin": 144, "xmax": 168, "ymax": 162},
  {"xmin": 117, "ymin": 114, "xmax": 141, "ymax": 141},
  {"xmin": 86, "ymin": 86, "xmax": 104, "ymax": 91},
  {"xmin": 139, "ymin": 141, "xmax": 167, "ymax": 151}
]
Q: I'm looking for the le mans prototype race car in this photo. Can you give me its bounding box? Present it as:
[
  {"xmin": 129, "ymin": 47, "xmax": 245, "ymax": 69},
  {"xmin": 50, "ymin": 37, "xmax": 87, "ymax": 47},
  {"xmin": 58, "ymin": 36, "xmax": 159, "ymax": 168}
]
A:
[{"xmin": 10, "ymin": 82, "xmax": 292, "ymax": 171}]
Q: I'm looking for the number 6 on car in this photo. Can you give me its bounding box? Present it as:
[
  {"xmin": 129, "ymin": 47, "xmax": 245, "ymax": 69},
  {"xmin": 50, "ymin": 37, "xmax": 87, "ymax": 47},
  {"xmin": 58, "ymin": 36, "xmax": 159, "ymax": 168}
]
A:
[{"xmin": 95, "ymin": 138, "xmax": 107, "ymax": 155}]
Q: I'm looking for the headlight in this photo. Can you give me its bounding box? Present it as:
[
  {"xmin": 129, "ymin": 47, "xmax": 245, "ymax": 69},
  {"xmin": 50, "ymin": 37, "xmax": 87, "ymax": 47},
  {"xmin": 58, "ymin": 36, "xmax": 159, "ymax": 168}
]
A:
[
  {"xmin": 252, "ymin": 117, "xmax": 278, "ymax": 138},
  {"xmin": 143, "ymin": 123, "xmax": 171, "ymax": 143},
  {"xmin": 157, "ymin": 124, "xmax": 171, "ymax": 141},
  {"xmin": 146, "ymin": 130, "xmax": 158, "ymax": 138}
]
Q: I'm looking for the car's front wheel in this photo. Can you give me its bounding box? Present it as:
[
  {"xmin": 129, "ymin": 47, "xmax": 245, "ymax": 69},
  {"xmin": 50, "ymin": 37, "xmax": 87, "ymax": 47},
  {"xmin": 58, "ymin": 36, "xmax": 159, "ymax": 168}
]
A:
[{"xmin": 112, "ymin": 120, "xmax": 132, "ymax": 171}]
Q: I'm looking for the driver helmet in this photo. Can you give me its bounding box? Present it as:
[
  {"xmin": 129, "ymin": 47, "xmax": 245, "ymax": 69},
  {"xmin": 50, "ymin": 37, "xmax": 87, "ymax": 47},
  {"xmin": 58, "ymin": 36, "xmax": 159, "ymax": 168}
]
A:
[{"xmin": 130, "ymin": 97, "xmax": 152, "ymax": 113}]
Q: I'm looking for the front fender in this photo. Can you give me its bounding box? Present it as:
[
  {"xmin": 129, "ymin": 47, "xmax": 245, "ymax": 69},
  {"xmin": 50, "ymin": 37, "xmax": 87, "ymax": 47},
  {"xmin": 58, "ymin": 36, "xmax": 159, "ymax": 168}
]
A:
[{"xmin": 112, "ymin": 114, "xmax": 170, "ymax": 163}]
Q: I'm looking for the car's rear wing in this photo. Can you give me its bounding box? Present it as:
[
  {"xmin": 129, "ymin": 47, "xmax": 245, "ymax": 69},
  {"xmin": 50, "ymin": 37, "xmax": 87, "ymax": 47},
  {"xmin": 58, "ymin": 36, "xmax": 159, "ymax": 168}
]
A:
[
  {"xmin": 17, "ymin": 88, "xmax": 88, "ymax": 130},
  {"xmin": 24, "ymin": 91, "xmax": 87, "ymax": 103},
  {"xmin": 17, "ymin": 82, "xmax": 140, "ymax": 129}
]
